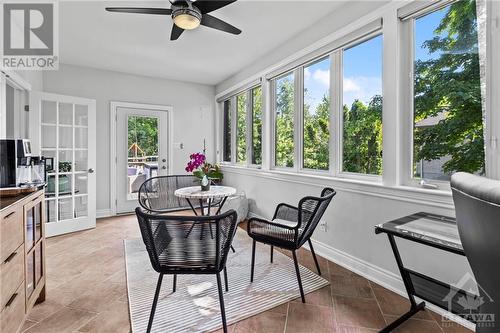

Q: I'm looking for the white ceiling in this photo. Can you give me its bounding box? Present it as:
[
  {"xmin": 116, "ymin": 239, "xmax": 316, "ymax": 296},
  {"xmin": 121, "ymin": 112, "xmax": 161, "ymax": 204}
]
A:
[{"xmin": 59, "ymin": 1, "xmax": 347, "ymax": 85}]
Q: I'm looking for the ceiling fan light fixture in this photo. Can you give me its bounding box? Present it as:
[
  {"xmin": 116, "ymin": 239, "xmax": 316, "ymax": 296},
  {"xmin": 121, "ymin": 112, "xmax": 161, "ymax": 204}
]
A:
[{"xmin": 172, "ymin": 7, "xmax": 201, "ymax": 30}]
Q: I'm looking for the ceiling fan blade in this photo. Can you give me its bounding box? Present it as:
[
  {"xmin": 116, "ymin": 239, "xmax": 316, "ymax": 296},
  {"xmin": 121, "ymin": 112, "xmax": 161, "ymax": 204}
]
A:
[
  {"xmin": 194, "ymin": 1, "xmax": 237, "ymax": 14},
  {"xmin": 105, "ymin": 7, "xmax": 172, "ymax": 15},
  {"xmin": 171, "ymin": 24, "xmax": 185, "ymax": 40},
  {"xmin": 200, "ymin": 14, "xmax": 241, "ymax": 35}
]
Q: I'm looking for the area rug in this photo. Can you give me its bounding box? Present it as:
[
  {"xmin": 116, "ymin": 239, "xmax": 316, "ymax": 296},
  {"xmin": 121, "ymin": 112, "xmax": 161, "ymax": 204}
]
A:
[{"xmin": 124, "ymin": 229, "xmax": 330, "ymax": 333}]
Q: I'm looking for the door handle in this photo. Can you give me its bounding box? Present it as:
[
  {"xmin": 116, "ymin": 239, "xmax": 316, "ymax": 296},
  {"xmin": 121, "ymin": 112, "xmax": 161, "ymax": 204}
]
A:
[{"xmin": 88, "ymin": 168, "xmax": 95, "ymax": 174}]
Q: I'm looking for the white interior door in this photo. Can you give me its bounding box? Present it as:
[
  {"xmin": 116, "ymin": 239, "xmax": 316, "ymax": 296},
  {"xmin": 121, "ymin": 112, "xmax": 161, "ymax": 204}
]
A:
[
  {"xmin": 30, "ymin": 92, "xmax": 96, "ymax": 237},
  {"xmin": 114, "ymin": 105, "xmax": 170, "ymax": 214}
]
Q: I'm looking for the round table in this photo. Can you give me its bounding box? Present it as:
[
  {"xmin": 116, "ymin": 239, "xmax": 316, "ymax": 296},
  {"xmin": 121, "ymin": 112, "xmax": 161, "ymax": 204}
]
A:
[
  {"xmin": 174, "ymin": 186, "xmax": 237, "ymax": 216},
  {"xmin": 175, "ymin": 186, "xmax": 237, "ymax": 252}
]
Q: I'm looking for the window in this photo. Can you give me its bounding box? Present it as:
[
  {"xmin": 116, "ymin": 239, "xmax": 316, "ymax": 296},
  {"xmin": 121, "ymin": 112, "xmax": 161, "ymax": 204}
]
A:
[
  {"xmin": 342, "ymin": 35, "xmax": 383, "ymax": 175},
  {"xmin": 412, "ymin": 1, "xmax": 484, "ymax": 182},
  {"xmin": 274, "ymin": 73, "xmax": 295, "ymax": 168},
  {"xmin": 251, "ymin": 86, "xmax": 262, "ymax": 165},
  {"xmin": 236, "ymin": 93, "xmax": 247, "ymax": 163},
  {"xmin": 222, "ymin": 100, "xmax": 231, "ymax": 162},
  {"xmin": 303, "ymin": 57, "xmax": 330, "ymax": 170}
]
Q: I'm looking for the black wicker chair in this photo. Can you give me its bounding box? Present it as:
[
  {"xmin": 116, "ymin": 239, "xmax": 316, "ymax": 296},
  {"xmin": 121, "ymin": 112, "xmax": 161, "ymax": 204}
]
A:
[
  {"xmin": 135, "ymin": 207, "xmax": 238, "ymax": 333},
  {"xmin": 138, "ymin": 175, "xmax": 199, "ymax": 213},
  {"xmin": 139, "ymin": 175, "xmax": 224, "ymax": 214},
  {"xmin": 247, "ymin": 188, "xmax": 336, "ymax": 303}
]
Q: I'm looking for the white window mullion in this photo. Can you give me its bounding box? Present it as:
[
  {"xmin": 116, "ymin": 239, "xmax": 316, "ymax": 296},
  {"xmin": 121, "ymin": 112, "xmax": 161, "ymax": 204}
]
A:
[
  {"xmin": 382, "ymin": 11, "xmax": 400, "ymax": 186},
  {"xmin": 246, "ymin": 89, "xmax": 252, "ymax": 166},
  {"xmin": 331, "ymin": 51, "xmax": 342, "ymax": 177},
  {"xmin": 230, "ymin": 96, "xmax": 237, "ymax": 165},
  {"xmin": 262, "ymin": 78, "xmax": 271, "ymax": 171},
  {"xmin": 294, "ymin": 67, "xmax": 303, "ymax": 172}
]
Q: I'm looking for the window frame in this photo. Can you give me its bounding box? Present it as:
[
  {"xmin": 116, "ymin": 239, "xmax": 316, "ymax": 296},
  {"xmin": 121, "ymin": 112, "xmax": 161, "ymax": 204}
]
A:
[
  {"xmin": 400, "ymin": 1, "xmax": 488, "ymax": 190},
  {"xmin": 250, "ymin": 85, "xmax": 263, "ymax": 166},
  {"xmin": 337, "ymin": 31, "xmax": 384, "ymax": 180},
  {"xmin": 271, "ymin": 70, "xmax": 299, "ymax": 171},
  {"xmin": 220, "ymin": 84, "xmax": 263, "ymax": 168},
  {"xmin": 269, "ymin": 29, "xmax": 384, "ymax": 181},
  {"xmin": 235, "ymin": 91, "xmax": 248, "ymax": 165},
  {"xmin": 300, "ymin": 55, "xmax": 333, "ymax": 174},
  {"xmin": 221, "ymin": 99, "xmax": 232, "ymax": 163}
]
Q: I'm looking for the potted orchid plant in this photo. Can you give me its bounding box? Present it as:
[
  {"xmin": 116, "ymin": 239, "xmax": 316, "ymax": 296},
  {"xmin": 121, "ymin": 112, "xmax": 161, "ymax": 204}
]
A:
[{"xmin": 185, "ymin": 152, "xmax": 223, "ymax": 191}]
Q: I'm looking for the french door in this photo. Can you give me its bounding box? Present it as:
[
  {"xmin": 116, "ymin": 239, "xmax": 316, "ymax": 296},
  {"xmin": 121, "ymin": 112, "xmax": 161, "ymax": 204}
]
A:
[
  {"xmin": 30, "ymin": 92, "xmax": 96, "ymax": 237},
  {"xmin": 112, "ymin": 103, "xmax": 171, "ymax": 214}
]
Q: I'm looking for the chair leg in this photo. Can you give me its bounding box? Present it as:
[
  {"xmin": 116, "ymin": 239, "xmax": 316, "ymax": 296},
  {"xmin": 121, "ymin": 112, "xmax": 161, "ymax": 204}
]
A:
[
  {"xmin": 292, "ymin": 251, "xmax": 306, "ymax": 303},
  {"xmin": 250, "ymin": 240, "xmax": 256, "ymax": 282},
  {"xmin": 147, "ymin": 274, "xmax": 163, "ymax": 333},
  {"xmin": 308, "ymin": 239, "xmax": 321, "ymax": 276},
  {"xmin": 216, "ymin": 272, "xmax": 228, "ymax": 333},
  {"xmin": 223, "ymin": 267, "xmax": 229, "ymax": 292},
  {"xmin": 173, "ymin": 274, "xmax": 177, "ymax": 292},
  {"xmin": 270, "ymin": 245, "xmax": 274, "ymax": 263}
]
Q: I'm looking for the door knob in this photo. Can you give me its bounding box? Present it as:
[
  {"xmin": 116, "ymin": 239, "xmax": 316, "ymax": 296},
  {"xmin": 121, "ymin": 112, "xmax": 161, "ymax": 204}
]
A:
[
  {"xmin": 88, "ymin": 168, "xmax": 95, "ymax": 173},
  {"xmin": 162, "ymin": 159, "xmax": 166, "ymax": 162},
  {"xmin": 161, "ymin": 166, "xmax": 166, "ymax": 170}
]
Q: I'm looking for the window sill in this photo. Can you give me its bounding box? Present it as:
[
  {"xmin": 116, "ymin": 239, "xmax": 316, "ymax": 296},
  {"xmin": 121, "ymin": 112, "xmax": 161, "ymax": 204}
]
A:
[{"xmin": 220, "ymin": 164, "xmax": 454, "ymax": 210}]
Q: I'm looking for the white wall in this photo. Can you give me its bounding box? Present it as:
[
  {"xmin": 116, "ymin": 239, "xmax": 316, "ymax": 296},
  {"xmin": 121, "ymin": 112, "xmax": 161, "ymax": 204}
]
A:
[
  {"xmin": 214, "ymin": 1, "xmax": 476, "ymax": 326},
  {"xmin": 43, "ymin": 64, "xmax": 215, "ymax": 213}
]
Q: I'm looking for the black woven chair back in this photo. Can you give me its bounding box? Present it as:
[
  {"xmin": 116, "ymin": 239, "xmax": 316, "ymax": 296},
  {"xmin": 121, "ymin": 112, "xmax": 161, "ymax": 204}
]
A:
[
  {"xmin": 135, "ymin": 207, "xmax": 238, "ymax": 274},
  {"xmin": 297, "ymin": 188, "xmax": 336, "ymax": 246},
  {"xmin": 138, "ymin": 175, "xmax": 199, "ymax": 213}
]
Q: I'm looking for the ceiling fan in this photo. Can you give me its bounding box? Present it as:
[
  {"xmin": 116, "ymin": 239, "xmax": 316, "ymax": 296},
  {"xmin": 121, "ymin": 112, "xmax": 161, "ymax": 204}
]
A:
[{"xmin": 105, "ymin": 0, "xmax": 241, "ymax": 41}]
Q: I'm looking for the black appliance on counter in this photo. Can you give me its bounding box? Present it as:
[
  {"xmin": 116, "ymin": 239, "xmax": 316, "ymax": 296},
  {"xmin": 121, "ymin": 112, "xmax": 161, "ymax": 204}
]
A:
[{"xmin": 0, "ymin": 139, "xmax": 46, "ymax": 188}]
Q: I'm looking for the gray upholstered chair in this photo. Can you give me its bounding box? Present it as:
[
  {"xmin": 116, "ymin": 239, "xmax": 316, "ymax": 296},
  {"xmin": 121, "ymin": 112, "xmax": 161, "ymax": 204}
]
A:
[{"xmin": 451, "ymin": 172, "xmax": 500, "ymax": 333}]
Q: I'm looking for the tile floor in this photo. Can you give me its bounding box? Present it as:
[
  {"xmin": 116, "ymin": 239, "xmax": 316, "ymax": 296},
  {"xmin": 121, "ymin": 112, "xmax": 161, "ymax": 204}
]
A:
[{"xmin": 23, "ymin": 214, "xmax": 474, "ymax": 333}]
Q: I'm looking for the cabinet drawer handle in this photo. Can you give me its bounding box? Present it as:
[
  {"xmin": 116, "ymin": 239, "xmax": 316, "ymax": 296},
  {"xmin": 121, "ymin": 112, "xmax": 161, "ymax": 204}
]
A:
[
  {"xmin": 4, "ymin": 211, "xmax": 15, "ymax": 219},
  {"xmin": 5, "ymin": 293, "xmax": 17, "ymax": 307},
  {"xmin": 4, "ymin": 251, "xmax": 17, "ymax": 264}
]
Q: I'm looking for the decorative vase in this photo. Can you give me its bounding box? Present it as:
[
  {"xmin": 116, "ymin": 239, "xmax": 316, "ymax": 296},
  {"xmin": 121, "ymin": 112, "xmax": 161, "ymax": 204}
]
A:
[{"xmin": 201, "ymin": 175, "xmax": 210, "ymax": 191}]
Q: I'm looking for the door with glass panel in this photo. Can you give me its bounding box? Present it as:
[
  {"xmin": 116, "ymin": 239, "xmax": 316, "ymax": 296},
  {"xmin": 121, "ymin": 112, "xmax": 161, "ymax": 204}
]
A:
[
  {"xmin": 31, "ymin": 92, "xmax": 96, "ymax": 237},
  {"xmin": 115, "ymin": 106, "xmax": 169, "ymax": 214}
]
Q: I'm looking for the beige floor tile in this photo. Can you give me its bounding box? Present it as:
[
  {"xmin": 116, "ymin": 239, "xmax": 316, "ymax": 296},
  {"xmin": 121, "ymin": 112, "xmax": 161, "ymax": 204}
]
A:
[
  {"xmin": 371, "ymin": 285, "xmax": 433, "ymax": 320},
  {"xmin": 292, "ymin": 285, "xmax": 333, "ymax": 307},
  {"xmin": 384, "ymin": 315, "xmax": 443, "ymax": 333},
  {"xmin": 78, "ymin": 300, "xmax": 131, "ymax": 333},
  {"xmin": 331, "ymin": 274, "xmax": 374, "ymax": 299},
  {"xmin": 233, "ymin": 311, "xmax": 287, "ymax": 333},
  {"xmin": 285, "ymin": 302, "xmax": 335, "ymax": 333},
  {"xmin": 24, "ymin": 307, "xmax": 97, "ymax": 333},
  {"xmin": 333, "ymin": 295, "xmax": 386, "ymax": 330}
]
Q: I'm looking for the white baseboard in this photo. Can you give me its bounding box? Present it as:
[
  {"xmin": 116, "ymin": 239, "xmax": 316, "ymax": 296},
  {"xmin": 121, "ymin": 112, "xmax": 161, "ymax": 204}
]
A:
[
  {"xmin": 247, "ymin": 212, "xmax": 475, "ymax": 331},
  {"xmin": 96, "ymin": 209, "xmax": 113, "ymax": 219}
]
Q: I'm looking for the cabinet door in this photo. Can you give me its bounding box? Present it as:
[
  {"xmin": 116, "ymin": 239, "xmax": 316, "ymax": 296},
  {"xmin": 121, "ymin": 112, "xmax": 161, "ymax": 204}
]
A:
[
  {"xmin": 25, "ymin": 207, "xmax": 35, "ymax": 251},
  {"xmin": 35, "ymin": 243, "xmax": 43, "ymax": 284},
  {"xmin": 35, "ymin": 199, "xmax": 42, "ymax": 242},
  {"xmin": 26, "ymin": 251, "xmax": 35, "ymax": 298}
]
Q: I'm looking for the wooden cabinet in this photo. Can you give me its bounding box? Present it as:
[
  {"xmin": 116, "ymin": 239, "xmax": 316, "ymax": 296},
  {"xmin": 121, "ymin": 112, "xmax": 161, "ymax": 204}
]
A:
[
  {"xmin": 23, "ymin": 193, "xmax": 46, "ymax": 308},
  {"xmin": 0, "ymin": 189, "xmax": 46, "ymax": 333}
]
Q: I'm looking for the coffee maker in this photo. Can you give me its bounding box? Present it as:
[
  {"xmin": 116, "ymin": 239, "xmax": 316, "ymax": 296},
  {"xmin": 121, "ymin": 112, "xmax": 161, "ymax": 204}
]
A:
[{"xmin": 0, "ymin": 139, "xmax": 46, "ymax": 188}]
